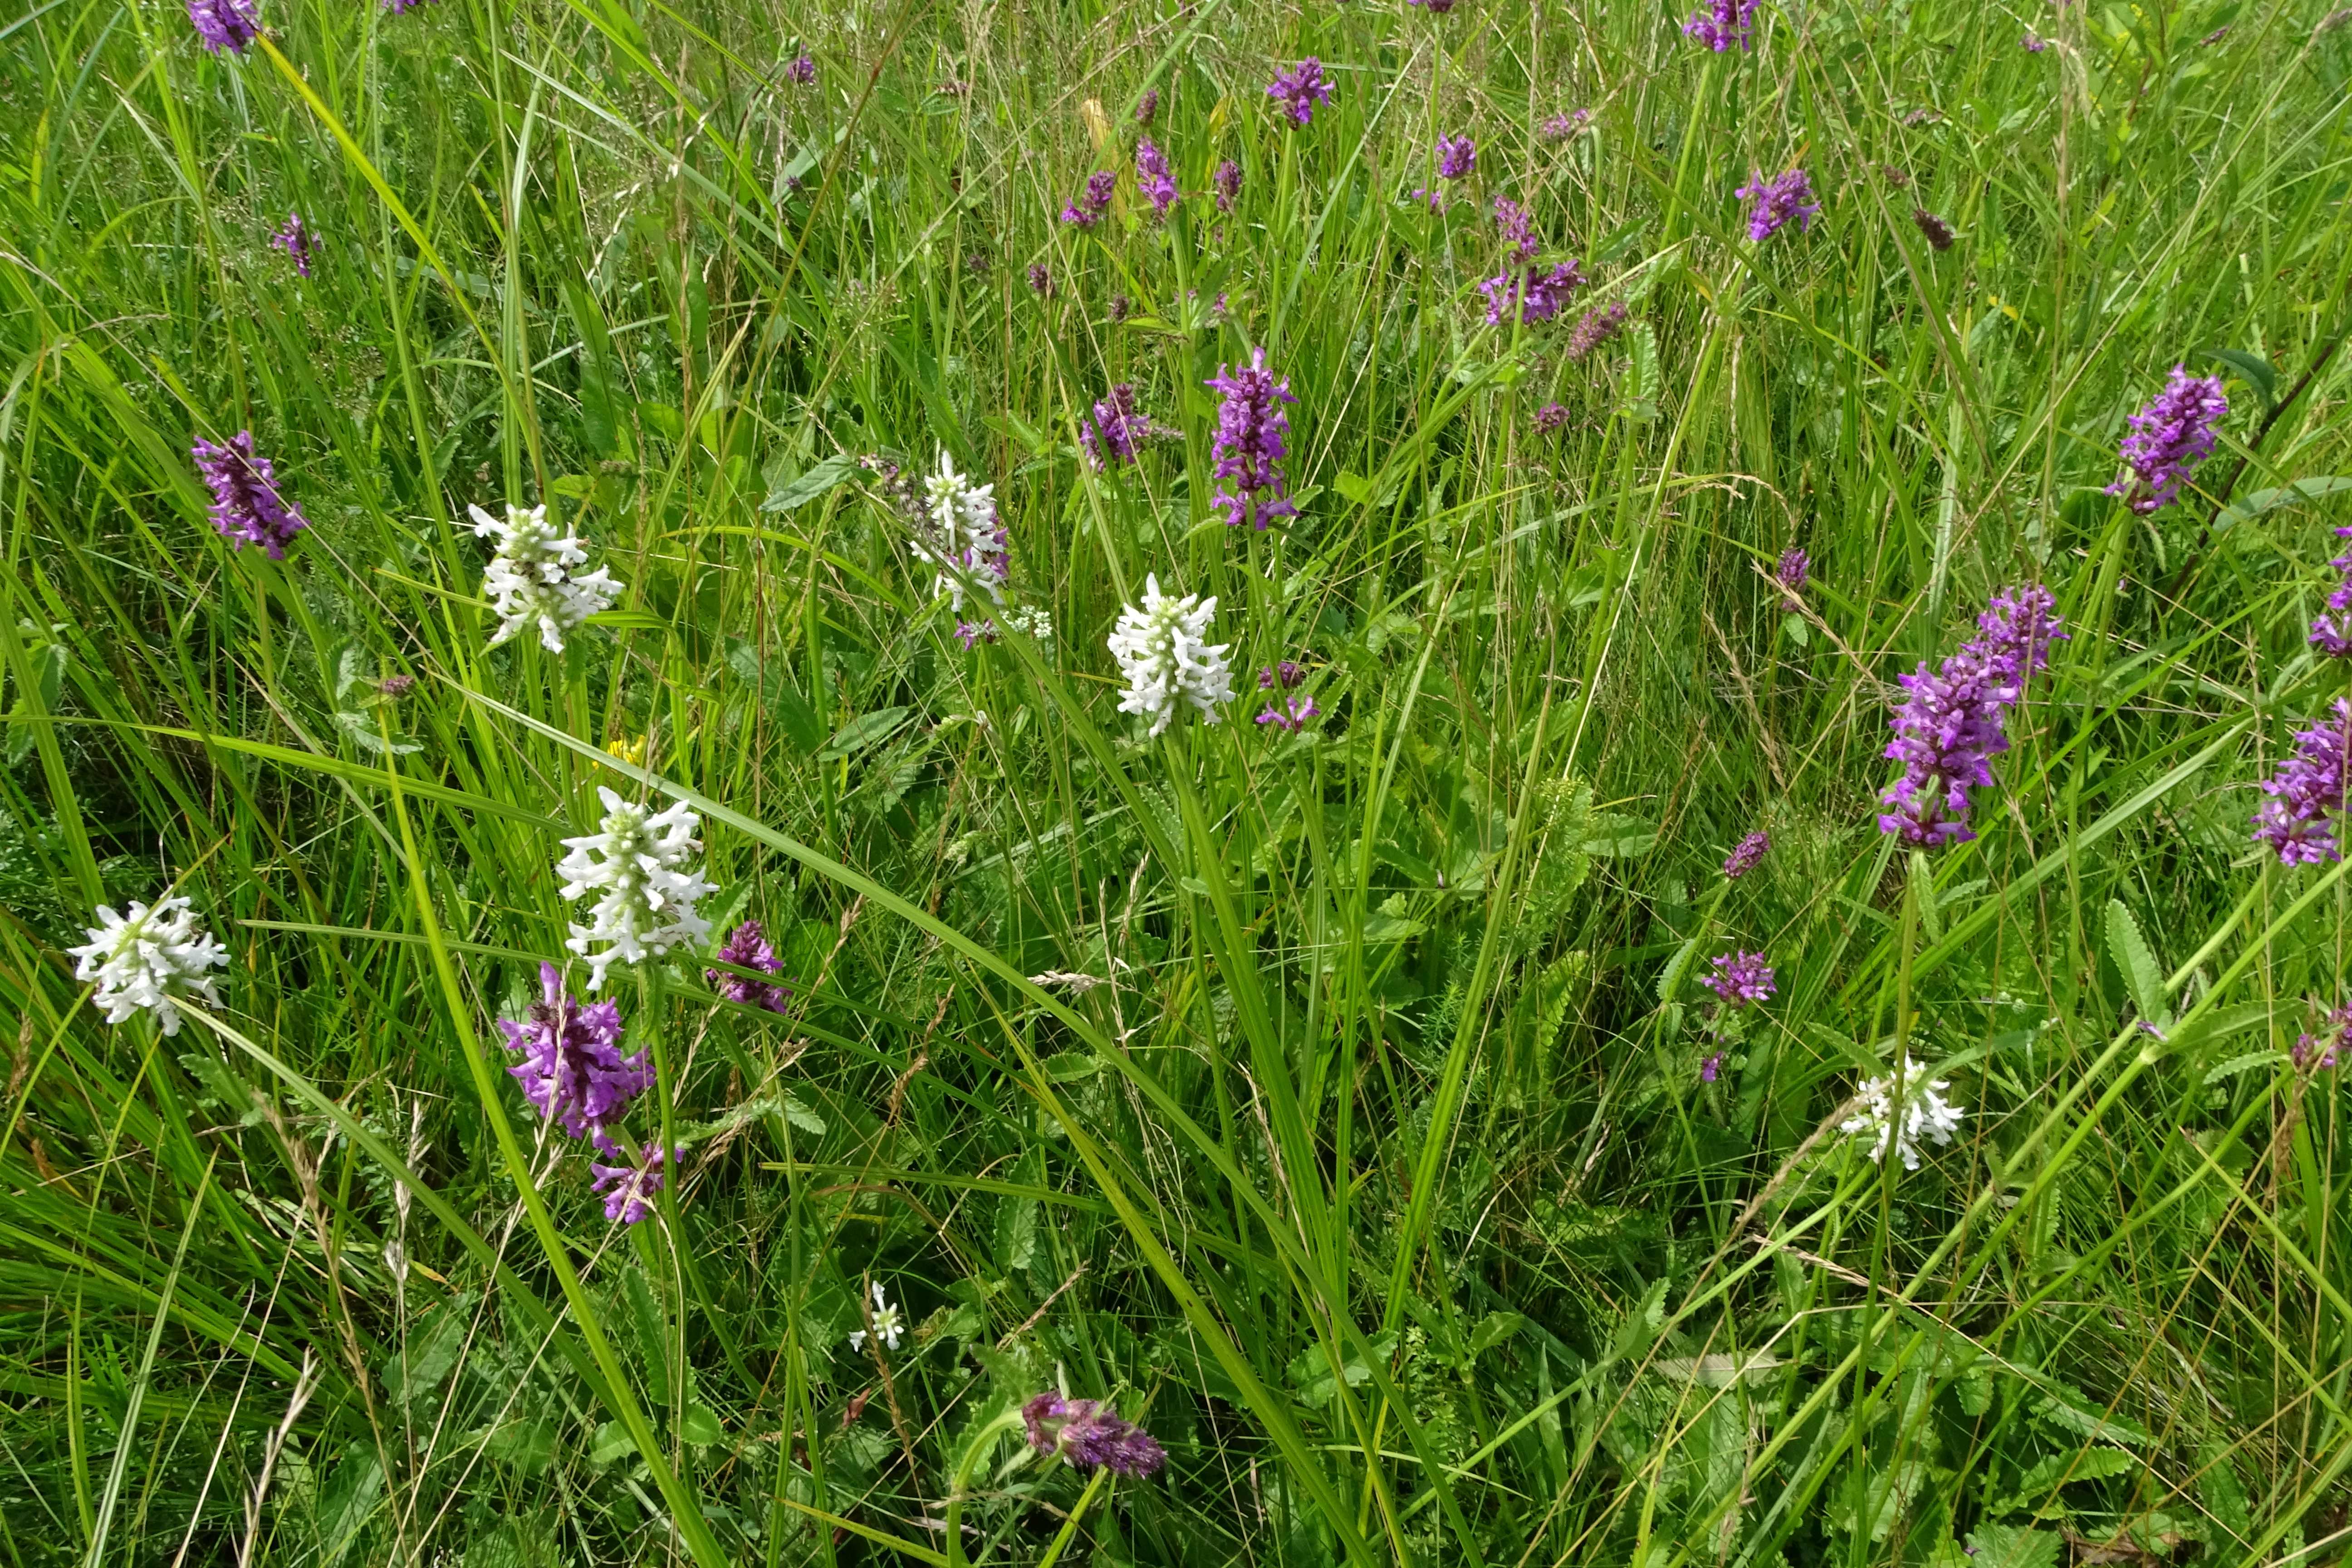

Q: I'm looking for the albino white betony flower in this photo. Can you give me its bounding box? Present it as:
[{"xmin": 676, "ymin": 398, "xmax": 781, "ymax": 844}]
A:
[
  {"xmin": 557, "ymin": 787, "xmax": 715, "ymax": 990},
  {"xmin": 913, "ymin": 451, "xmax": 1008, "ymax": 609},
  {"xmin": 469, "ymin": 502, "xmax": 622, "ymax": 653},
  {"xmin": 1839, "ymin": 1055, "xmax": 1965, "ymax": 1170},
  {"xmin": 847, "ymin": 1281, "xmax": 904, "ymax": 1352},
  {"xmin": 1107, "ymin": 574, "xmax": 1234, "ymax": 737},
  {"xmin": 67, "ymin": 896, "xmax": 228, "ymax": 1035}
]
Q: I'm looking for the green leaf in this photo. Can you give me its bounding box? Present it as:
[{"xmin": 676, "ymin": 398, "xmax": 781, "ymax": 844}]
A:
[
  {"xmin": 682, "ymin": 1402, "xmax": 724, "ymax": 1446},
  {"xmin": 2215, "ymin": 475, "xmax": 2352, "ymax": 531},
  {"xmin": 2197, "ymin": 347, "xmax": 2277, "ymax": 405},
  {"xmin": 1468, "ymin": 1311, "xmax": 1524, "ymax": 1355},
  {"xmin": 996, "ymin": 1147, "xmax": 1042, "ymax": 1274},
  {"xmin": 1583, "ymin": 813, "xmax": 1657, "ymax": 858},
  {"xmin": 2104, "ymin": 899, "xmax": 2166, "ymax": 1025},
  {"xmin": 2034, "ymin": 1385, "xmax": 2152, "ymax": 1446},
  {"xmin": 760, "ymin": 452, "xmax": 859, "ymax": 513},
  {"xmin": 1964, "ymin": 1524, "xmax": 2060, "ymax": 1568},
  {"xmin": 782, "ymin": 1094, "xmax": 827, "ymax": 1134},
  {"xmin": 2201, "ymin": 1049, "xmax": 2286, "ymax": 1086},
  {"xmin": 816, "ymin": 706, "xmax": 912, "ymax": 763},
  {"xmin": 1655, "ymin": 936, "xmax": 1700, "ymax": 1005}
]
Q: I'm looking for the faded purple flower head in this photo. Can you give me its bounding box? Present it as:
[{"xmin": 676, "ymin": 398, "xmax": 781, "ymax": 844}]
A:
[
  {"xmin": 270, "ymin": 212, "xmax": 316, "ymax": 277},
  {"xmin": 590, "ymin": 1142, "xmax": 670, "ymax": 1225},
  {"xmin": 1108, "ymin": 293, "xmax": 1132, "ymax": 322},
  {"xmin": 1493, "ymin": 196, "xmax": 1539, "ymax": 263},
  {"xmin": 784, "ymin": 52, "xmax": 816, "ymax": 84},
  {"xmin": 1700, "ymin": 1050, "xmax": 1725, "ymax": 1083},
  {"xmin": 1205, "ymin": 348, "xmax": 1297, "ymax": 530},
  {"xmin": 1022, "ymin": 1392, "xmax": 1167, "ymax": 1479},
  {"xmin": 1737, "ymin": 169, "xmax": 1819, "ymax": 242},
  {"xmin": 2309, "ymin": 528, "xmax": 2352, "ymax": 658},
  {"xmin": 1878, "ymin": 586, "xmax": 2067, "ymax": 847},
  {"xmin": 1684, "ymin": 0, "xmax": 1758, "ymax": 50},
  {"xmin": 1027, "ymin": 262, "xmax": 1053, "ymax": 296},
  {"xmin": 500, "ymin": 962, "xmax": 651, "ymax": 1141},
  {"xmin": 1723, "ymin": 830, "xmax": 1770, "ymax": 879},
  {"xmin": 2108, "ymin": 366, "xmax": 2227, "ymax": 515},
  {"xmin": 1268, "ymin": 59, "xmax": 1335, "ymax": 127},
  {"xmin": 2252, "ymin": 699, "xmax": 2352, "ymax": 864},
  {"xmin": 2294, "ymin": 1002, "xmax": 2348, "ymax": 1072},
  {"xmin": 1437, "ymin": 134, "xmax": 1476, "ymax": 180},
  {"xmin": 193, "ymin": 432, "xmax": 309, "ymax": 558},
  {"xmin": 1135, "ymin": 88, "xmax": 1160, "ymax": 126},
  {"xmin": 1061, "ymin": 171, "xmax": 1116, "ymax": 227},
  {"xmin": 1913, "ymin": 209, "xmax": 1956, "ymax": 251},
  {"xmin": 1259, "ymin": 662, "xmax": 1304, "ymax": 690},
  {"xmin": 1256, "ymin": 695, "xmax": 1320, "ymax": 731},
  {"xmin": 1534, "ymin": 402, "xmax": 1570, "ymax": 433},
  {"xmin": 188, "ymin": 0, "xmax": 260, "ymax": 53},
  {"xmin": 1082, "ymin": 383, "xmax": 1159, "ymax": 469},
  {"xmin": 1540, "ymin": 109, "xmax": 1593, "ymax": 139},
  {"xmin": 955, "ymin": 619, "xmax": 997, "ymax": 649},
  {"xmin": 2022, "ymin": 31, "xmax": 2052, "ymax": 49},
  {"xmin": 1702, "ymin": 950, "xmax": 1776, "ymax": 1007},
  {"xmin": 1566, "ymin": 300, "xmax": 1629, "ymax": 361},
  {"xmin": 1408, "ymin": 0, "xmax": 1459, "ymax": 10},
  {"xmin": 1136, "ymin": 138, "xmax": 1178, "ymax": 218},
  {"xmin": 1774, "ymin": 546, "xmax": 1809, "ymax": 595},
  {"xmin": 1482, "ymin": 262, "xmax": 1584, "ymax": 326},
  {"xmin": 1213, "ymin": 158, "xmax": 1242, "ymax": 213},
  {"xmin": 706, "ymin": 920, "xmax": 793, "ymax": 1013}
]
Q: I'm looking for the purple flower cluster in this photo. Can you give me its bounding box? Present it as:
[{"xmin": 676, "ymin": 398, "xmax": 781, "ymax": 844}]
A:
[
  {"xmin": 1060, "ymin": 171, "xmax": 1117, "ymax": 228},
  {"xmin": 2294, "ymin": 1002, "xmax": 2348, "ymax": 1072},
  {"xmin": 1877, "ymin": 586, "xmax": 2067, "ymax": 848},
  {"xmin": 1257, "ymin": 696, "xmax": 1320, "ymax": 731},
  {"xmin": 1913, "ymin": 209, "xmax": 1956, "ymax": 250},
  {"xmin": 1482, "ymin": 262, "xmax": 1584, "ymax": 326},
  {"xmin": 271, "ymin": 212, "xmax": 316, "ymax": 277},
  {"xmin": 1702, "ymin": 950, "xmax": 1776, "ymax": 1007},
  {"xmin": 1774, "ymin": 546, "xmax": 1809, "ymax": 598},
  {"xmin": 2252, "ymin": 699, "xmax": 2352, "ymax": 864},
  {"xmin": 956, "ymin": 619, "xmax": 996, "ymax": 649},
  {"xmin": 1407, "ymin": 0, "xmax": 1458, "ymax": 10},
  {"xmin": 705, "ymin": 920, "xmax": 793, "ymax": 1013},
  {"xmin": 1205, "ymin": 349, "xmax": 1297, "ymax": 530},
  {"xmin": 1027, "ymin": 263, "xmax": 1053, "ymax": 296},
  {"xmin": 591, "ymin": 1142, "xmax": 671, "ymax": 1224},
  {"xmin": 188, "ymin": 0, "xmax": 260, "ymax": 54},
  {"xmin": 784, "ymin": 51, "xmax": 815, "ymax": 83},
  {"xmin": 1267, "ymin": 59, "xmax": 1335, "ymax": 127},
  {"xmin": 2308, "ymin": 528, "xmax": 2352, "ymax": 657},
  {"xmin": 1534, "ymin": 402, "xmax": 1570, "ymax": 434},
  {"xmin": 1540, "ymin": 109, "xmax": 1593, "ymax": 139},
  {"xmin": 1023, "ymin": 1392, "xmax": 1166, "ymax": 1479},
  {"xmin": 500, "ymin": 962, "xmax": 652, "ymax": 1142},
  {"xmin": 1737, "ymin": 169, "xmax": 1819, "ymax": 242},
  {"xmin": 1135, "ymin": 88, "xmax": 1160, "ymax": 126},
  {"xmin": 1684, "ymin": 0, "xmax": 1759, "ymax": 51},
  {"xmin": 1493, "ymin": 197, "xmax": 1539, "ymax": 263},
  {"xmin": 1259, "ymin": 662, "xmax": 1304, "ymax": 690},
  {"xmin": 1213, "ymin": 159, "xmax": 1242, "ymax": 213},
  {"xmin": 2022, "ymin": 31, "xmax": 2053, "ymax": 50},
  {"xmin": 1722, "ymin": 830, "xmax": 1770, "ymax": 879},
  {"xmin": 1565, "ymin": 300, "xmax": 1628, "ymax": 360},
  {"xmin": 1082, "ymin": 384, "xmax": 1158, "ymax": 469},
  {"xmin": 2108, "ymin": 366, "xmax": 2228, "ymax": 515},
  {"xmin": 193, "ymin": 432, "xmax": 309, "ymax": 558},
  {"xmin": 1437, "ymin": 134, "xmax": 1476, "ymax": 180},
  {"xmin": 1136, "ymin": 139, "xmax": 1178, "ymax": 218}
]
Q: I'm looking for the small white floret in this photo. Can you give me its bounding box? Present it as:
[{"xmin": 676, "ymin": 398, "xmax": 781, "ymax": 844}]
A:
[
  {"xmin": 1839, "ymin": 1055, "xmax": 1965, "ymax": 1170},
  {"xmin": 847, "ymin": 1280, "xmax": 904, "ymax": 1352},
  {"xmin": 557, "ymin": 787, "xmax": 715, "ymax": 990}
]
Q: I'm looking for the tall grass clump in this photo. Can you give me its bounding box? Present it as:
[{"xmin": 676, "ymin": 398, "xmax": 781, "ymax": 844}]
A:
[{"xmin": 5, "ymin": 0, "xmax": 2352, "ymax": 1563}]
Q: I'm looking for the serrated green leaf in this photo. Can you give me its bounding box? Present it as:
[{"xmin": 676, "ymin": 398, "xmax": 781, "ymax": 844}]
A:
[
  {"xmin": 2104, "ymin": 899, "xmax": 2166, "ymax": 1025},
  {"xmin": 782, "ymin": 1095, "xmax": 827, "ymax": 1134},
  {"xmin": 2202, "ymin": 1049, "xmax": 2287, "ymax": 1085},
  {"xmin": 817, "ymin": 706, "xmax": 911, "ymax": 763},
  {"xmin": 760, "ymin": 451, "xmax": 858, "ymax": 512}
]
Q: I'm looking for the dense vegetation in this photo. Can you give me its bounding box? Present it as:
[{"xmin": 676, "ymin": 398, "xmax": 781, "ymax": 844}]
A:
[{"xmin": 5, "ymin": 0, "xmax": 2352, "ymax": 1563}]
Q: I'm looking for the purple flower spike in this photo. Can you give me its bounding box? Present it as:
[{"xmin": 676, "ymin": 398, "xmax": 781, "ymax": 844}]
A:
[
  {"xmin": 1136, "ymin": 138, "xmax": 1178, "ymax": 219},
  {"xmin": 1540, "ymin": 109, "xmax": 1593, "ymax": 139},
  {"xmin": 1205, "ymin": 348, "xmax": 1297, "ymax": 530},
  {"xmin": 1023, "ymin": 1392, "xmax": 1167, "ymax": 1479},
  {"xmin": 192, "ymin": 432, "xmax": 309, "ymax": 557},
  {"xmin": 955, "ymin": 619, "xmax": 997, "ymax": 649},
  {"xmin": 1700, "ymin": 1050, "xmax": 1725, "ymax": 1083},
  {"xmin": 499, "ymin": 962, "xmax": 651, "ymax": 1142},
  {"xmin": 1566, "ymin": 300, "xmax": 1628, "ymax": 360},
  {"xmin": 1135, "ymin": 88, "xmax": 1160, "ymax": 126},
  {"xmin": 1027, "ymin": 263, "xmax": 1053, "ymax": 296},
  {"xmin": 590, "ymin": 1142, "xmax": 671, "ymax": 1225},
  {"xmin": 1774, "ymin": 547, "xmax": 1809, "ymax": 594},
  {"xmin": 1493, "ymin": 197, "xmax": 1539, "ymax": 263},
  {"xmin": 2022, "ymin": 31, "xmax": 2053, "ymax": 49},
  {"xmin": 2252, "ymin": 699, "xmax": 2352, "ymax": 864},
  {"xmin": 270, "ymin": 212, "xmax": 316, "ymax": 276},
  {"xmin": 1255, "ymin": 696, "xmax": 1320, "ymax": 731},
  {"xmin": 2294, "ymin": 1002, "xmax": 2348, "ymax": 1072},
  {"xmin": 1737, "ymin": 169, "xmax": 1819, "ymax": 242},
  {"xmin": 1258, "ymin": 662, "xmax": 1304, "ymax": 690},
  {"xmin": 188, "ymin": 0, "xmax": 260, "ymax": 54},
  {"xmin": 1877, "ymin": 586, "xmax": 2067, "ymax": 848},
  {"xmin": 1702, "ymin": 950, "xmax": 1776, "ymax": 1007},
  {"xmin": 1267, "ymin": 59, "xmax": 1335, "ymax": 127},
  {"xmin": 1060, "ymin": 170, "xmax": 1117, "ymax": 227},
  {"xmin": 1481, "ymin": 262, "xmax": 1584, "ymax": 326},
  {"xmin": 1408, "ymin": 0, "xmax": 1459, "ymax": 10},
  {"xmin": 1437, "ymin": 134, "xmax": 1476, "ymax": 180},
  {"xmin": 1534, "ymin": 402, "xmax": 1570, "ymax": 433},
  {"xmin": 1082, "ymin": 384, "xmax": 1158, "ymax": 469},
  {"xmin": 2309, "ymin": 528, "xmax": 2352, "ymax": 657},
  {"xmin": 1213, "ymin": 159, "xmax": 1242, "ymax": 213},
  {"xmin": 1684, "ymin": 0, "xmax": 1759, "ymax": 50},
  {"xmin": 2107, "ymin": 366, "xmax": 2227, "ymax": 515},
  {"xmin": 784, "ymin": 52, "xmax": 816, "ymax": 84},
  {"xmin": 706, "ymin": 920, "xmax": 794, "ymax": 1013},
  {"xmin": 1723, "ymin": 830, "xmax": 1770, "ymax": 879}
]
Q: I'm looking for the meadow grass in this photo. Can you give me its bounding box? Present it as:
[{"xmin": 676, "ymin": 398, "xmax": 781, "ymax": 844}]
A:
[{"xmin": 4, "ymin": 0, "xmax": 2352, "ymax": 1562}]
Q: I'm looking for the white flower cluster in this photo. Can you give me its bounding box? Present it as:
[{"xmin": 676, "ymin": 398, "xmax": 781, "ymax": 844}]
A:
[
  {"xmin": 915, "ymin": 452, "xmax": 1008, "ymax": 609},
  {"xmin": 1839, "ymin": 1056, "xmax": 1965, "ymax": 1170},
  {"xmin": 847, "ymin": 1281, "xmax": 904, "ymax": 1352},
  {"xmin": 470, "ymin": 503, "xmax": 622, "ymax": 653},
  {"xmin": 1003, "ymin": 604, "xmax": 1054, "ymax": 650},
  {"xmin": 557, "ymin": 787, "xmax": 715, "ymax": 990},
  {"xmin": 1107, "ymin": 574, "xmax": 1234, "ymax": 737},
  {"xmin": 67, "ymin": 897, "xmax": 228, "ymax": 1036}
]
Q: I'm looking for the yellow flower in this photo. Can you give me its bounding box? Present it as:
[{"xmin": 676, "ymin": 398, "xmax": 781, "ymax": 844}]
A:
[{"xmin": 606, "ymin": 735, "xmax": 647, "ymax": 767}]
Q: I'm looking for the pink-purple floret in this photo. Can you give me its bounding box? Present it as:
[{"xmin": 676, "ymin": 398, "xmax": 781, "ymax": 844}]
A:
[
  {"xmin": 193, "ymin": 432, "xmax": 309, "ymax": 558},
  {"xmin": 1877, "ymin": 586, "xmax": 2066, "ymax": 848},
  {"xmin": 2108, "ymin": 365, "xmax": 2227, "ymax": 515},
  {"xmin": 1023, "ymin": 1391, "xmax": 1167, "ymax": 1478}
]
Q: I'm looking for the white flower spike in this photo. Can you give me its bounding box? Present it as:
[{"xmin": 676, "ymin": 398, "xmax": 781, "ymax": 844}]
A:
[
  {"xmin": 847, "ymin": 1280, "xmax": 904, "ymax": 1352},
  {"xmin": 469, "ymin": 502, "xmax": 622, "ymax": 653},
  {"xmin": 914, "ymin": 452, "xmax": 1008, "ymax": 609},
  {"xmin": 67, "ymin": 896, "xmax": 228, "ymax": 1036},
  {"xmin": 1839, "ymin": 1055, "xmax": 1965, "ymax": 1170},
  {"xmin": 1107, "ymin": 574, "xmax": 1234, "ymax": 737},
  {"xmin": 557, "ymin": 787, "xmax": 715, "ymax": 991}
]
